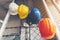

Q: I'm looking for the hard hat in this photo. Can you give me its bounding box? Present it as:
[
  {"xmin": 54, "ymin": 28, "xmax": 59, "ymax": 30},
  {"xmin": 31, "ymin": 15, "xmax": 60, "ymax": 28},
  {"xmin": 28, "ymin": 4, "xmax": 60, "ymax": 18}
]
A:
[
  {"xmin": 9, "ymin": 2, "xmax": 18, "ymax": 15},
  {"xmin": 18, "ymin": 4, "xmax": 29, "ymax": 19},
  {"xmin": 32, "ymin": 8, "xmax": 41, "ymax": 20},
  {"xmin": 26, "ymin": 7, "xmax": 42, "ymax": 24},
  {"xmin": 38, "ymin": 18, "xmax": 56, "ymax": 39}
]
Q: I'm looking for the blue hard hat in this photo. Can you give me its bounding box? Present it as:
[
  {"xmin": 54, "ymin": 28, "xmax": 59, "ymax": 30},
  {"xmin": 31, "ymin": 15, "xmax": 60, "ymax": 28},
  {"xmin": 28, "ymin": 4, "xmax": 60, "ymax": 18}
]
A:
[{"xmin": 26, "ymin": 7, "xmax": 42, "ymax": 24}]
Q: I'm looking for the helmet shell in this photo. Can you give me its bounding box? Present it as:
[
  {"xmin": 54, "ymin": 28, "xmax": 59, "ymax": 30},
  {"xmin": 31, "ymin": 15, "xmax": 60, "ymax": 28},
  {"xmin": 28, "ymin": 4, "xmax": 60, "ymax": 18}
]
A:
[
  {"xmin": 26, "ymin": 7, "xmax": 42, "ymax": 24},
  {"xmin": 38, "ymin": 18, "xmax": 56, "ymax": 39},
  {"xmin": 18, "ymin": 4, "xmax": 29, "ymax": 19}
]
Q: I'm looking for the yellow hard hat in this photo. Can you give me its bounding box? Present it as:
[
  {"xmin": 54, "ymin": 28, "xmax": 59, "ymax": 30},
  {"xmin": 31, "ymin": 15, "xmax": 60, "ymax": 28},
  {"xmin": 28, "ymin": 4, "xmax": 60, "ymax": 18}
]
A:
[{"xmin": 17, "ymin": 4, "xmax": 29, "ymax": 19}]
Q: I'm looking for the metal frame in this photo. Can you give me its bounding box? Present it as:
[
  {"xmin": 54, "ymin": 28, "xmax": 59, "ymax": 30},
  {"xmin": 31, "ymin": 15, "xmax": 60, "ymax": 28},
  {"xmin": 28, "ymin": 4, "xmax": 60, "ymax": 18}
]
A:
[{"xmin": 43, "ymin": 0, "xmax": 60, "ymax": 40}]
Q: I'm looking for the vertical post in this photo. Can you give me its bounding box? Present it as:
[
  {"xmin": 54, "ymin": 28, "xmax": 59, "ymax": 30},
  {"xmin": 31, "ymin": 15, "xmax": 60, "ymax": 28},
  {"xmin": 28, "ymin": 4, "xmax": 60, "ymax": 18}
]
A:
[
  {"xmin": 25, "ymin": 27, "xmax": 30, "ymax": 40},
  {"xmin": 25, "ymin": 27, "xmax": 28, "ymax": 40}
]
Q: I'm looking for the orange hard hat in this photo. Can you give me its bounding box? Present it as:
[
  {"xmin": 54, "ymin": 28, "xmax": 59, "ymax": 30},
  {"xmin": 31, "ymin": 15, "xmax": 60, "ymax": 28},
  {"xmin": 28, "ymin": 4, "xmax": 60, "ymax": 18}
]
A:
[{"xmin": 38, "ymin": 18, "xmax": 56, "ymax": 39}]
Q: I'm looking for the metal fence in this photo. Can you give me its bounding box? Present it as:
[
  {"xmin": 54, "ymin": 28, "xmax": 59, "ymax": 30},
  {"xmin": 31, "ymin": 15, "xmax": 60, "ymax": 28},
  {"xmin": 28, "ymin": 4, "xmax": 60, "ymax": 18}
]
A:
[{"xmin": 2, "ymin": 25, "xmax": 45, "ymax": 40}]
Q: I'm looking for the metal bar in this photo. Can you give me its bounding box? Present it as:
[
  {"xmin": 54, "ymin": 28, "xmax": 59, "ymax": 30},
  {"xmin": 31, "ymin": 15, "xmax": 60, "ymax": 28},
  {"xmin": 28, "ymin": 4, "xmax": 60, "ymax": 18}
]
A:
[
  {"xmin": 43, "ymin": 0, "xmax": 60, "ymax": 40},
  {"xmin": 29, "ymin": 25, "xmax": 31, "ymax": 40},
  {"xmin": 52, "ymin": 0, "xmax": 60, "ymax": 13},
  {"xmin": 0, "ymin": 20, "xmax": 3, "ymax": 23},
  {"xmin": 3, "ymin": 34, "xmax": 19, "ymax": 37},
  {"xmin": 19, "ymin": 24, "xmax": 21, "ymax": 40},
  {"xmin": 27, "ymin": 27, "xmax": 30, "ymax": 40},
  {"xmin": 25, "ymin": 28, "xmax": 28, "ymax": 40},
  {"xmin": 25, "ymin": 27, "xmax": 30, "ymax": 40},
  {"xmin": 0, "ymin": 11, "xmax": 10, "ymax": 40}
]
